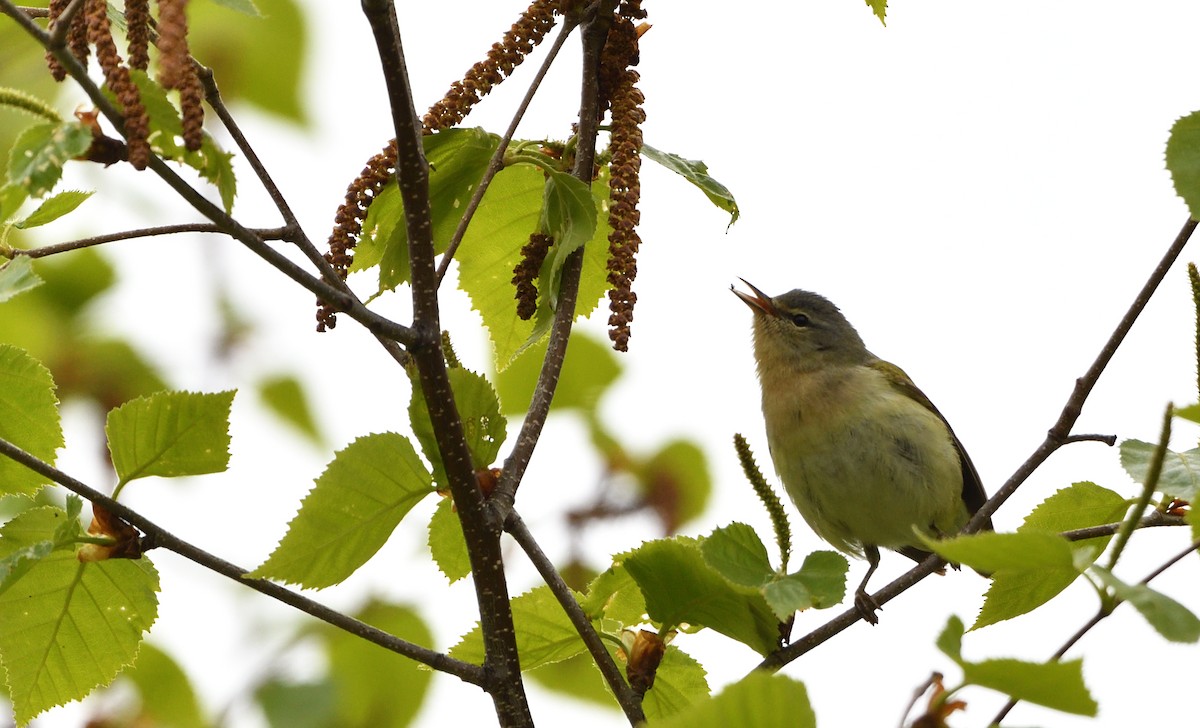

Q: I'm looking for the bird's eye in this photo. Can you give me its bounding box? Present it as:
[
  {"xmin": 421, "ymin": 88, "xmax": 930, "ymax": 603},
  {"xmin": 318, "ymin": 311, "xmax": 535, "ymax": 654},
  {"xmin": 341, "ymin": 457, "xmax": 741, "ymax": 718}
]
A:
[{"xmin": 790, "ymin": 313, "xmax": 811, "ymax": 327}]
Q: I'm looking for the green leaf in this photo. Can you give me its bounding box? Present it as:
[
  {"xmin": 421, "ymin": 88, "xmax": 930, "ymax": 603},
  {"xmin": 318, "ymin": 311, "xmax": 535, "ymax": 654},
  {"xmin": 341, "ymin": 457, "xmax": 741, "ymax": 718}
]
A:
[
  {"xmin": 6, "ymin": 122, "xmax": 93, "ymax": 197},
  {"xmin": 1167, "ymin": 111, "xmax": 1200, "ymax": 219},
  {"xmin": 187, "ymin": 133, "xmax": 237, "ymax": 214},
  {"xmin": 1019, "ymin": 481, "xmax": 1129, "ymax": 537},
  {"xmin": 367, "ymin": 128, "xmax": 501, "ymax": 292},
  {"xmin": 324, "ymin": 600, "xmax": 434, "ymax": 727},
  {"xmin": 409, "ymin": 368, "xmax": 506, "ymax": 488},
  {"xmin": 528, "ymin": 651, "xmax": 616, "ymax": 708},
  {"xmin": 1, "ymin": 182, "xmax": 28, "ymax": 220},
  {"xmin": 623, "ymin": 537, "xmax": 781, "ymax": 656},
  {"xmin": 863, "ymin": 0, "xmax": 887, "ymax": 26},
  {"xmin": 1091, "ymin": 566, "xmax": 1200, "ymax": 643},
  {"xmin": 701, "ymin": 522, "xmax": 773, "ymax": 588},
  {"xmin": 0, "ymin": 508, "xmax": 159, "ymax": 725},
  {"xmin": 14, "ymin": 189, "xmax": 92, "ymax": 229},
  {"xmin": 641, "ymin": 143, "xmax": 739, "ymax": 226},
  {"xmin": 540, "ymin": 169, "xmax": 597, "ymax": 305},
  {"xmin": 935, "ymin": 614, "xmax": 965, "ymax": 663},
  {"xmin": 653, "ymin": 671, "xmax": 815, "ymax": 728},
  {"xmin": 0, "ymin": 344, "xmax": 63, "ymax": 495},
  {"xmin": 249, "ymin": 433, "xmax": 433, "ymax": 589},
  {"xmin": 638, "ymin": 439, "xmax": 712, "ymax": 531},
  {"xmin": 964, "ymin": 658, "xmax": 1097, "ymax": 716},
  {"xmin": 495, "ymin": 329, "xmax": 620, "ymax": 415},
  {"xmin": 761, "ymin": 550, "xmax": 848, "ymax": 619},
  {"xmin": 122, "ymin": 643, "xmax": 207, "ymax": 728},
  {"xmin": 1120, "ymin": 439, "xmax": 1200, "ymax": 501},
  {"xmin": 189, "ymin": 0, "xmax": 307, "ymax": 123},
  {"xmin": 428, "ymin": 495, "xmax": 471, "ymax": 583},
  {"xmin": 210, "ymin": 0, "xmax": 261, "ymax": 16},
  {"xmin": 0, "ymin": 540, "xmax": 54, "ymax": 598},
  {"xmin": 255, "ymin": 680, "xmax": 336, "ymax": 728},
  {"xmin": 0, "ymin": 256, "xmax": 42, "ymax": 304},
  {"xmin": 1174, "ymin": 402, "xmax": 1200, "ymax": 424},
  {"xmin": 449, "ymin": 586, "xmax": 586, "ymax": 669},
  {"xmin": 105, "ymin": 390, "xmax": 235, "ymax": 485},
  {"xmin": 258, "ymin": 374, "xmax": 322, "ymax": 446},
  {"xmin": 641, "ymin": 646, "xmax": 712, "ymax": 722},
  {"xmin": 581, "ymin": 560, "xmax": 647, "ymax": 626},
  {"xmin": 925, "ymin": 532, "xmax": 1086, "ymax": 630}
]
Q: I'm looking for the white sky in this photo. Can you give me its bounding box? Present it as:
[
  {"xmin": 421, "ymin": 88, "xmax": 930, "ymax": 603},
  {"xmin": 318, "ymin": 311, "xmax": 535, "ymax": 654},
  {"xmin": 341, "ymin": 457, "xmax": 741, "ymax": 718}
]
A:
[{"xmin": 32, "ymin": 0, "xmax": 1200, "ymax": 726}]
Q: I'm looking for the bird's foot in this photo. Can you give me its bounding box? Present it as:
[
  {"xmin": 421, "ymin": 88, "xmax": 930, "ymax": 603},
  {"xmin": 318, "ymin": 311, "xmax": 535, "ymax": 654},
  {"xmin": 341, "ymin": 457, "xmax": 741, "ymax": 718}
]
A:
[{"xmin": 854, "ymin": 588, "xmax": 881, "ymax": 625}]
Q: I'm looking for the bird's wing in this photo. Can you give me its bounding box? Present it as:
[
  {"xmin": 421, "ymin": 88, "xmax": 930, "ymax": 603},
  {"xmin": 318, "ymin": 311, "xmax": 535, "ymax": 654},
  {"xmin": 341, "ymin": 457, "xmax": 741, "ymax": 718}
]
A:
[{"xmin": 867, "ymin": 359, "xmax": 993, "ymax": 533}]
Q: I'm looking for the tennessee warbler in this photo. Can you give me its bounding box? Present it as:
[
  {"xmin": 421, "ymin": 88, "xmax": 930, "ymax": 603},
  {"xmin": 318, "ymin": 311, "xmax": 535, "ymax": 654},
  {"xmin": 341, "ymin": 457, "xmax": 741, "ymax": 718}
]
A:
[{"xmin": 733, "ymin": 281, "xmax": 991, "ymax": 624}]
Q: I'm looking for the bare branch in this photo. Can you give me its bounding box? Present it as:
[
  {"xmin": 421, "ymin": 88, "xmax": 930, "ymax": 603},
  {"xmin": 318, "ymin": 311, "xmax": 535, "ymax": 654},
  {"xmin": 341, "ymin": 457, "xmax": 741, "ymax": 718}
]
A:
[{"xmin": 0, "ymin": 436, "xmax": 486, "ymax": 685}]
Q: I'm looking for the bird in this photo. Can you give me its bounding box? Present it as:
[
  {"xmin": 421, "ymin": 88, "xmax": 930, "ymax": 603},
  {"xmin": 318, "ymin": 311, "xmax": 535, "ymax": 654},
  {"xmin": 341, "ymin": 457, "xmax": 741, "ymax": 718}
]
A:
[{"xmin": 733, "ymin": 280, "xmax": 991, "ymax": 624}]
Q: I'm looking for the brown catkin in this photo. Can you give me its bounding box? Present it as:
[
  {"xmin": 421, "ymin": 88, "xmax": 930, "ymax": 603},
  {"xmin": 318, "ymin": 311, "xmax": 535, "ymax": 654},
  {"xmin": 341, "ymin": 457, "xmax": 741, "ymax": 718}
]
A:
[
  {"xmin": 45, "ymin": 0, "xmax": 72, "ymax": 80},
  {"xmin": 87, "ymin": 0, "xmax": 150, "ymax": 169},
  {"xmin": 422, "ymin": 0, "xmax": 559, "ymax": 132},
  {"xmin": 125, "ymin": 0, "xmax": 151, "ymax": 71},
  {"xmin": 179, "ymin": 64, "xmax": 204, "ymax": 151},
  {"xmin": 155, "ymin": 0, "xmax": 190, "ymax": 89},
  {"xmin": 318, "ymin": 140, "xmax": 398, "ymax": 331},
  {"xmin": 512, "ymin": 233, "xmax": 555, "ymax": 320}
]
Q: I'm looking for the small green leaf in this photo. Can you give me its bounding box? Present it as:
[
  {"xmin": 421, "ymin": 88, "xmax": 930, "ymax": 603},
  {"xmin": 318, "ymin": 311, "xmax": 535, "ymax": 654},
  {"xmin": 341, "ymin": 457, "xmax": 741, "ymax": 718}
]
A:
[
  {"xmin": 1167, "ymin": 111, "xmax": 1200, "ymax": 219},
  {"xmin": 1120, "ymin": 439, "xmax": 1200, "ymax": 501},
  {"xmin": 0, "ymin": 344, "xmax": 63, "ymax": 495},
  {"xmin": 187, "ymin": 134, "xmax": 237, "ymax": 213},
  {"xmin": 581, "ymin": 560, "xmax": 647, "ymax": 626},
  {"xmin": 935, "ymin": 614, "xmax": 965, "ymax": 664},
  {"xmin": 761, "ymin": 550, "xmax": 848, "ymax": 619},
  {"xmin": 964, "ymin": 658, "xmax": 1097, "ymax": 716},
  {"xmin": 210, "ymin": 0, "xmax": 261, "ymax": 15},
  {"xmin": 0, "ymin": 256, "xmax": 42, "ymax": 304},
  {"xmin": 925, "ymin": 530, "xmax": 1076, "ymax": 574},
  {"xmin": 1019, "ymin": 481, "xmax": 1129, "ymax": 536},
  {"xmin": 409, "ymin": 368, "xmax": 506, "ymax": 488},
  {"xmin": 528, "ymin": 651, "xmax": 615, "ymax": 708},
  {"xmin": 258, "ymin": 374, "xmax": 322, "ymax": 446},
  {"xmin": 701, "ymin": 522, "xmax": 773, "ymax": 588},
  {"xmin": 624, "ymin": 537, "xmax": 781, "ymax": 656},
  {"xmin": 637, "ymin": 439, "xmax": 712, "ymax": 531},
  {"xmin": 249, "ymin": 433, "xmax": 433, "ymax": 589},
  {"xmin": 495, "ymin": 329, "xmax": 621, "ymax": 415},
  {"xmin": 6, "ymin": 122, "xmax": 93, "ymax": 197},
  {"xmin": 255, "ymin": 680, "xmax": 336, "ymax": 728},
  {"xmin": 1174, "ymin": 402, "xmax": 1200, "ymax": 424},
  {"xmin": 1, "ymin": 182, "xmax": 29, "ymax": 220},
  {"xmin": 540, "ymin": 169, "xmax": 597, "ymax": 306},
  {"xmin": 653, "ymin": 671, "xmax": 814, "ymax": 728},
  {"xmin": 428, "ymin": 496, "xmax": 471, "ymax": 583},
  {"xmin": 324, "ymin": 600, "xmax": 434, "ymax": 727},
  {"xmin": 863, "ymin": 0, "xmax": 887, "ymax": 25},
  {"xmin": 122, "ymin": 643, "xmax": 207, "ymax": 728},
  {"xmin": 1091, "ymin": 566, "xmax": 1200, "ymax": 643},
  {"xmin": 974, "ymin": 567, "xmax": 1083, "ymax": 630},
  {"xmin": 641, "ymin": 646, "xmax": 712, "ymax": 722},
  {"xmin": 105, "ymin": 390, "xmax": 235, "ymax": 485},
  {"xmin": 15, "ymin": 189, "xmax": 92, "ymax": 229},
  {"xmin": 641, "ymin": 143, "xmax": 739, "ymax": 226},
  {"xmin": 450, "ymin": 586, "xmax": 586, "ymax": 669}
]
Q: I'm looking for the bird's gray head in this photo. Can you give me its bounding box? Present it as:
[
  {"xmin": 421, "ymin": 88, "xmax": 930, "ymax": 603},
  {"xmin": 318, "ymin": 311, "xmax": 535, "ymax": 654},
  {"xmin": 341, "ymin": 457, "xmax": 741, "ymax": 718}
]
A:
[{"xmin": 732, "ymin": 280, "xmax": 870, "ymax": 374}]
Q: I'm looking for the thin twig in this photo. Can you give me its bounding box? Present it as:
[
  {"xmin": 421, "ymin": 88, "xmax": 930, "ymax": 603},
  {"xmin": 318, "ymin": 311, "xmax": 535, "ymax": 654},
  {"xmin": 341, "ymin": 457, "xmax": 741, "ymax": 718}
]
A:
[
  {"xmin": 1062, "ymin": 433, "xmax": 1118, "ymax": 446},
  {"xmin": 17, "ymin": 5, "xmax": 49, "ymax": 18},
  {"xmin": 990, "ymin": 537, "xmax": 1200, "ymax": 725},
  {"xmin": 505, "ymin": 510, "xmax": 647, "ymax": 726},
  {"xmin": 9, "ymin": 223, "xmax": 287, "ymax": 258},
  {"xmin": 755, "ymin": 217, "xmax": 1198, "ymax": 674},
  {"xmin": 46, "ymin": 0, "xmax": 83, "ymax": 47},
  {"xmin": 0, "ymin": 436, "xmax": 485, "ymax": 685},
  {"xmin": 489, "ymin": 0, "xmax": 617, "ymax": 524},
  {"xmin": 434, "ymin": 13, "xmax": 579, "ymax": 286}
]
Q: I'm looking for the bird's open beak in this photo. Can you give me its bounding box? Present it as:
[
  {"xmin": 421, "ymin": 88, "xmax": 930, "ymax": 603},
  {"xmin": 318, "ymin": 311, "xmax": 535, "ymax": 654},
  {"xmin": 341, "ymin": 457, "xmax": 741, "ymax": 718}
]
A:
[{"xmin": 731, "ymin": 279, "xmax": 777, "ymax": 316}]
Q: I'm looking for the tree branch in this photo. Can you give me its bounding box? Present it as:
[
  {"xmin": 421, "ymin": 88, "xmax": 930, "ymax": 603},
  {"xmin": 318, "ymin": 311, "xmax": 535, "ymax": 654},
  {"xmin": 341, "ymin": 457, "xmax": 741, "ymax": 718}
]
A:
[
  {"xmin": 434, "ymin": 12, "xmax": 580, "ymax": 286},
  {"xmin": 0, "ymin": 436, "xmax": 486, "ymax": 685},
  {"xmin": 505, "ymin": 510, "xmax": 647, "ymax": 725},
  {"xmin": 359, "ymin": 1, "xmax": 531, "ymax": 724},
  {"xmin": 8, "ymin": 223, "xmax": 287, "ymax": 258},
  {"xmin": 489, "ymin": 0, "xmax": 618, "ymax": 524}
]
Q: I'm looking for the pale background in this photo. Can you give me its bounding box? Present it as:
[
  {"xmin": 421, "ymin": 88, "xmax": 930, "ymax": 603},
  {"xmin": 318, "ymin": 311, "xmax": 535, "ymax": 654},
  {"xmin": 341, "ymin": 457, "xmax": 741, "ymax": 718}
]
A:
[{"xmin": 35, "ymin": 0, "xmax": 1200, "ymax": 725}]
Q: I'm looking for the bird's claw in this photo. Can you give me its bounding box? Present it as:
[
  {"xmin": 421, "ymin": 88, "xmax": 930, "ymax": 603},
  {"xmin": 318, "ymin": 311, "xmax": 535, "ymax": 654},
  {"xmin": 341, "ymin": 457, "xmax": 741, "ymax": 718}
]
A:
[{"xmin": 854, "ymin": 589, "xmax": 881, "ymax": 625}]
